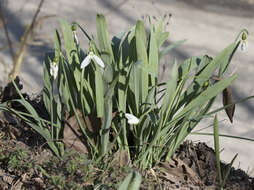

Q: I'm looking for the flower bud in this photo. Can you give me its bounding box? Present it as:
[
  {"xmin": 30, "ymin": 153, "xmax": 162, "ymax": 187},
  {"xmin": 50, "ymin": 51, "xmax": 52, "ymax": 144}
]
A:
[
  {"xmin": 71, "ymin": 24, "xmax": 77, "ymax": 32},
  {"xmin": 241, "ymin": 32, "xmax": 247, "ymax": 41}
]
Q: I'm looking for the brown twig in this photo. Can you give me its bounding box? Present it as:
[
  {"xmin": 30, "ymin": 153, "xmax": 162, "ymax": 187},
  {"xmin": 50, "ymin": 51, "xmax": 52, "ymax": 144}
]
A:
[
  {"xmin": 0, "ymin": 1, "xmax": 15, "ymax": 62},
  {"xmin": 8, "ymin": 0, "xmax": 45, "ymax": 80}
]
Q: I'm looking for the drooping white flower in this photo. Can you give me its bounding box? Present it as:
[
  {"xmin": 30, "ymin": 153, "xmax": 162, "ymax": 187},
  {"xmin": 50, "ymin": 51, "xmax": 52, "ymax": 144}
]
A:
[
  {"xmin": 241, "ymin": 40, "xmax": 248, "ymax": 52},
  {"xmin": 73, "ymin": 31, "xmax": 79, "ymax": 45},
  {"xmin": 50, "ymin": 60, "xmax": 58, "ymax": 80},
  {"xmin": 125, "ymin": 113, "xmax": 139, "ymax": 125},
  {"xmin": 81, "ymin": 51, "xmax": 105, "ymax": 69},
  {"xmin": 240, "ymin": 32, "xmax": 248, "ymax": 52},
  {"xmin": 72, "ymin": 24, "xmax": 79, "ymax": 46}
]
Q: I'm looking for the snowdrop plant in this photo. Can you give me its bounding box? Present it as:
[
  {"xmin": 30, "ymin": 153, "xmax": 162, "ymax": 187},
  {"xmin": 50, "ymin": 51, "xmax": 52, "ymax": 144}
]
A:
[{"xmin": 3, "ymin": 14, "xmax": 248, "ymax": 169}]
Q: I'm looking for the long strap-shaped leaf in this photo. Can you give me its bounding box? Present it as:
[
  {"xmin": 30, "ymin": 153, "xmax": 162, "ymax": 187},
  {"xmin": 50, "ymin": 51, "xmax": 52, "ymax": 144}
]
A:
[
  {"xmin": 174, "ymin": 74, "xmax": 237, "ymax": 122},
  {"xmin": 100, "ymin": 75, "xmax": 118, "ymax": 156},
  {"xmin": 10, "ymin": 81, "xmax": 60, "ymax": 157},
  {"xmin": 161, "ymin": 60, "xmax": 178, "ymax": 122},
  {"xmin": 95, "ymin": 67, "xmax": 104, "ymax": 117},
  {"xmin": 176, "ymin": 42, "xmax": 239, "ymax": 111},
  {"xmin": 60, "ymin": 20, "xmax": 81, "ymax": 91},
  {"xmin": 117, "ymin": 171, "xmax": 142, "ymax": 190},
  {"xmin": 60, "ymin": 19, "xmax": 76, "ymax": 64},
  {"xmin": 135, "ymin": 20, "xmax": 149, "ymax": 104},
  {"xmin": 96, "ymin": 14, "xmax": 114, "ymax": 65},
  {"xmin": 148, "ymin": 24, "xmax": 158, "ymax": 86}
]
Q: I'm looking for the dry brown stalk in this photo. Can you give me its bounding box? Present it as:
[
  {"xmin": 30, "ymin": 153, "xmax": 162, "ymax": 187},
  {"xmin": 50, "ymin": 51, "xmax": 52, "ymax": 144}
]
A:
[{"xmin": 7, "ymin": 0, "xmax": 45, "ymax": 80}]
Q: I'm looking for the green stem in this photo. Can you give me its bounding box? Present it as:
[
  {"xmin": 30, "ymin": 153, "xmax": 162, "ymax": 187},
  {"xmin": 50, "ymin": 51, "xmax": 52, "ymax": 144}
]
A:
[{"xmin": 191, "ymin": 132, "xmax": 254, "ymax": 142}]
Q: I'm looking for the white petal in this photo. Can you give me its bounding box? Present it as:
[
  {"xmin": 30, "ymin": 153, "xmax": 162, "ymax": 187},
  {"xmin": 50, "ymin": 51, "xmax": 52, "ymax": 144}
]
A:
[
  {"xmin": 53, "ymin": 64, "xmax": 58, "ymax": 79},
  {"xmin": 127, "ymin": 119, "xmax": 138, "ymax": 125},
  {"xmin": 241, "ymin": 41, "xmax": 248, "ymax": 52},
  {"xmin": 50, "ymin": 62, "xmax": 58, "ymax": 79},
  {"xmin": 93, "ymin": 54, "xmax": 105, "ymax": 68},
  {"xmin": 50, "ymin": 66, "xmax": 53, "ymax": 76},
  {"xmin": 74, "ymin": 33, "xmax": 79, "ymax": 45},
  {"xmin": 81, "ymin": 54, "xmax": 92, "ymax": 69},
  {"xmin": 125, "ymin": 113, "xmax": 139, "ymax": 125}
]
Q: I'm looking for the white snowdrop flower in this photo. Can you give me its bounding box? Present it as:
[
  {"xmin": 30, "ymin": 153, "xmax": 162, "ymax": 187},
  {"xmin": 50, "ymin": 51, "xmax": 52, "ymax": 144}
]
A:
[
  {"xmin": 125, "ymin": 113, "xmax": 139, "ymax": 125},
  {"xmin": 72, "ymin": 24, "xmax": 79, "ymax": 46},
  {"xmin": 241, "ymin": 40, "xmax": 248, "ymax": 52},
  {"xmin": 240, "ymin": 32, "xmax": 248, "ymax": 52},
  {"xmin": 73, "ymin": 31, "xmax": 79, "ymax": 45},
  {"xmin": 81, "ymin": 51, "xmax": 105, "ymax": 69},
  {"xmin": 50, "ymin": 60, "xmax": 58, "ymax": 80}
]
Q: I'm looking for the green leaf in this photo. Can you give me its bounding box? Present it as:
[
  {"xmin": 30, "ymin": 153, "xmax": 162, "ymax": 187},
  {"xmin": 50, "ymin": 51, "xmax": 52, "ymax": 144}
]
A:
[
  {"xmin": 95, "ymin": 68, "xmax": 104, "ymax": 117},
  {"xmin": 60, "ymin": 20, "xmax": 81, "ymax": 91},
  {"xmin": 61, "ymin": 58, "xmax": 97, "ymax": 153},
  {"xmin": 145, "ymin": 86, "xmax": 156, "ymax": 106},
  {"xmin": 175, "ymin": 74, "xmax": 237, "ymax": 121},
  {"xmin": 103, "ymin": 63, "xmax": 114, "ymax": 83},
  {"xmin": 178, "ymin": 55, "xmax": 212, "ymax": 79},
  {"xmin": 222, "ymin": 153, "xmax": 238, "ymax": 188},
  {"xmin": 154, "ymin": 18, "xmax": 163, "ymax": 47},
  {"xmin": 56, "ymin": 95, "xmax": 62, "ymax": 138},
  {"xmin": 135, "ymin": 20, "xmax": 149, "ymax": 104},
  {"xmin": 219, "ymin": 42, "xmax": 239, "ymax": 76},
  {"xmin": 118, "ymin": 48, "xmax": 127, "ymax": 112},
  {"xmin": 177, "ymin": 42, "xmax": 239, "ymax": 111},
  {"xmin": 175, "ymin": 55, "xmax": 213, "ymax": 112},
  {"xmin": 100, "ymin": 75, "xmax": 119, "ymax": 156},
  {"xmin": 130, "ymin": 61, "xmax": 142, "ymax": 113},
  {"xmin": 9, "ymin": 97, "xmax": 60, "ymax": 157},
  {"xmin": 148, "ymin": 25, "xmax": 159, "ymax": 85},
  {"xmin": 60, "ymin": 19, "xmax": 76, "ymax": 64},
  {"xmin": 42, "ymin": 53, "xmax": 54, "ymax": 115},
  {"xmin": 80, "ymin": 69, "xmax": 93, "ymax": 115},
  {"xmin": 12, "ymin": 100, "xmax": 49, "ymax": 139},
  {"xmin": 158, "ymin": 32, "xmax": 169, "ymax": 48},
  {"xmin": 54, "ymin": 30, "xmax": 61, "ymax": 61},
  {"xmin": 161, "ymin": 60, "xmax": 178, "ymax": 118},
  {"xmin": 116, "ymin": 47, "xmax": 130, "ymax": 152},
  {"xmin": 197, "ymin": 42, "xmax": 238, "ymax": 84},
  {"xmin": 213, "ymin": 114, "xmax": 222, "ymax": 185},
  {"xmin": 96, "ymin": 14, "xmax": 114, "ymax": 66},
  {"xmin": 57, "ymin": 56, "xmax": 71, "ymax": 113},
  {"xmin": 118, "ymin": 171, "xmax": 142, "ymax": 190}
]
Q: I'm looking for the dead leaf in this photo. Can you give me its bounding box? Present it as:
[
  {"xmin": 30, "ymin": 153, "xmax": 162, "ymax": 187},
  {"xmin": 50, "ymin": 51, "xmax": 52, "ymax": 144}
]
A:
[
  {"xmin": 63, "ymin": 111, "xmax": 119, "ymax": 154},
  {"xmin": 159, "ymin": 157, "xmax": 201, "ymax": 185},
  {"xmin": 1, "ymin": 173, "xmax": 15, "ymax": 185},
  {"xmin": 10, "ymin": 178, "xmax": 23, "ymax": 190},
  {"xmin": 63, "ymin": 110, "xmax": 102, "ymax": 154},
  {"xmin": 112, "ymin": 150, "xmax": 132, "ymax": 167},
  {"xmin": 222, "ymin": 87, "xmax": 235, "ymax": 123}
]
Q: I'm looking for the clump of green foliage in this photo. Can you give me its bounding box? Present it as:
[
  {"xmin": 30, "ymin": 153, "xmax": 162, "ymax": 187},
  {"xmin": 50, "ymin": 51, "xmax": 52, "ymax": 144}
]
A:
[{"xmin": 0, "ymin": 13, "xmax": 249, "ymax": 189}]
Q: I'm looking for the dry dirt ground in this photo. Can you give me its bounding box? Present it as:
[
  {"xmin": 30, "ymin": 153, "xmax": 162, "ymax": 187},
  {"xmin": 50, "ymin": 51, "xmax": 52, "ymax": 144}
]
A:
[{"xmin": 0, "ymin": 0, "xmax": 254, "ymax": 177}]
